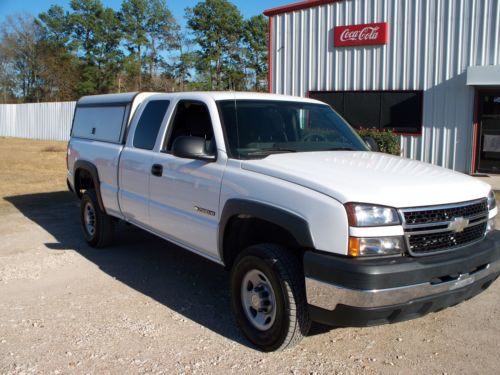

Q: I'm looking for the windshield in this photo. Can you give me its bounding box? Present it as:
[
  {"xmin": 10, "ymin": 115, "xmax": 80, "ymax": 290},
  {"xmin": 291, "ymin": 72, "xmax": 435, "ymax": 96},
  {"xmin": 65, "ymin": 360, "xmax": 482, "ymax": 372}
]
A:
[{"xmin": 217, "ymin": 100, "xmax": 368, "ymax": 159}]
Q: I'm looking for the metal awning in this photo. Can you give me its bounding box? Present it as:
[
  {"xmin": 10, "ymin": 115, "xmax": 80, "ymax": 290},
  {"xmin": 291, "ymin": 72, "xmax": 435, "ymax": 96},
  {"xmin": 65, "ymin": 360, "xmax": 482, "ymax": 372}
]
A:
[{"xmin": 466, "ymin": 65, "xmax": 500, "ymax": 85}]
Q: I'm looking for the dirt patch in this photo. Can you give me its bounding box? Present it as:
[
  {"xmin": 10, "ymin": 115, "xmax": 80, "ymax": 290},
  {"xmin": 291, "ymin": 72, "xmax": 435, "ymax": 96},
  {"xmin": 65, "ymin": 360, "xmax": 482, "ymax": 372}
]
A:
[
  {"xmin": 41, "ymin": 145, "xmax": 67, "ymax": 153},
  {"xmin": 0, "ymin": 138, "xmax": 499, "ymax": 374}
]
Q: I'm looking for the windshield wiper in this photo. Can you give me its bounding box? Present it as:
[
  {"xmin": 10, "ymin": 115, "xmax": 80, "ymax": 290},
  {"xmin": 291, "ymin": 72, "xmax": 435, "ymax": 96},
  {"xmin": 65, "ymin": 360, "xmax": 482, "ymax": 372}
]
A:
[
  {"xmin": 326, "ymin": 147, "xmax": 356, "ymax": 151},
  {"xmin": 246, "ymin": 147, "xmax": 297, "ymax": 156}
]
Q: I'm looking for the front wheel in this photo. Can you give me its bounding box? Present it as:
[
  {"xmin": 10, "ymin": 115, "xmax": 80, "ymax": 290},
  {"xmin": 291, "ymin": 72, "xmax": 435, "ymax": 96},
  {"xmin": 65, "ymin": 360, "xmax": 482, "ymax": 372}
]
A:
[
  {"xmin": 230, "ymin": 244, "xmax": 311, "ymax": 351},
  {"xmin": 80, "ymin": 190, "xmax": 113, "ymax": 248}
]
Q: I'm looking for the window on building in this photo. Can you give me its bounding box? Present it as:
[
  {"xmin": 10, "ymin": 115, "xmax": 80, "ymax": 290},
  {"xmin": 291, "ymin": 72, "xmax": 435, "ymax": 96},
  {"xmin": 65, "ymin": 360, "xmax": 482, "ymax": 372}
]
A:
[
  {"xmin": 133, "ymin": 100, "xmax": 170, "ymax": 150},
  {"xmin": 309, "ymin": 91, "xmax": 423, "ymax": 134},
  {"xmin": 482, "ymin": 95, "xmax": 500, "ymax": 116}
]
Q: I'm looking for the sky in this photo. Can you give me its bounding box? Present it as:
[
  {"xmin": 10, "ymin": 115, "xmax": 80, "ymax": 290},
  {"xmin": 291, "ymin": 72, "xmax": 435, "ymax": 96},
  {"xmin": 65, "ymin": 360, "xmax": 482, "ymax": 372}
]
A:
[{"xmin": 0, "ymin": 0, "xmax": 294, "ymax": 26}]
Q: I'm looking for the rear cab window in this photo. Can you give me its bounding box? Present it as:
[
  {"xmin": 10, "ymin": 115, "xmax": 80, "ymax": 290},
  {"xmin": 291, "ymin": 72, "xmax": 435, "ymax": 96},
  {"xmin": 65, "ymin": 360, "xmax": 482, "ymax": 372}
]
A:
[{"xmin": 133, "ymin": 100, "xmax": 170, "ymax": 150}]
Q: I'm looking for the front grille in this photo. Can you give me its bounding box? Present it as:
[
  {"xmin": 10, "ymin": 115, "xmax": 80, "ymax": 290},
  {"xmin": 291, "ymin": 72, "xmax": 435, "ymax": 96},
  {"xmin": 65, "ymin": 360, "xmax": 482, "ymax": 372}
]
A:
[
  {"xmin": 401, "ymin": 199, "xmax": 488, "ymax": 256},
  {"xmin": 403, "ymin": 200, "xmax": 487, "ymax": 225},
  {"xmin": 408, "ymin": 222, "xmax": 487, "ymax": 254}
]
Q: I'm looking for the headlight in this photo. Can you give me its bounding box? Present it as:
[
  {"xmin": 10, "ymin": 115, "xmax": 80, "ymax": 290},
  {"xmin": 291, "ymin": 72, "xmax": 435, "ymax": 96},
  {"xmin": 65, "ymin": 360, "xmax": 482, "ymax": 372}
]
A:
[
  {"xmin": 345, "ymin": 203, "xmax": 400, "ymax": 227},
  {"xmin": 487, "ymin": 190, "xmax": 496, "ymax": 210},
  {"xmin": 348, "ymin": 236, "xmax": 405, "ymax": 256}
]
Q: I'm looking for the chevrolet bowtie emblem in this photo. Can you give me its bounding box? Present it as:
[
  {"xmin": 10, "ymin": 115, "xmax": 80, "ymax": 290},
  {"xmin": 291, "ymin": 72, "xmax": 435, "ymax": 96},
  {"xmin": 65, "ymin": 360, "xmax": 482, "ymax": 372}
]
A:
[{"xmin": 448, "ymin": 217, "xmax": 469, "ymax": 233}]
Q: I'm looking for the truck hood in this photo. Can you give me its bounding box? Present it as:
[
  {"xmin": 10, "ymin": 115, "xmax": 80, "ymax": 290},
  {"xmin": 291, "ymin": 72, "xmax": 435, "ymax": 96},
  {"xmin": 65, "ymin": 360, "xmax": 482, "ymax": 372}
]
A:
[{"xmin": 241, "ymin": 152, "xmax": 491, "ymax": 208}]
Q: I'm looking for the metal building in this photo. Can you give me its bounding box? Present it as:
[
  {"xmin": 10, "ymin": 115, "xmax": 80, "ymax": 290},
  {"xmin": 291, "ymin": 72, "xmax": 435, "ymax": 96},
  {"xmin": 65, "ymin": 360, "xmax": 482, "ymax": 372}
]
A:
[{"xmin": 264, "ymin": 0, "xmax": 500, "ymax": 174}]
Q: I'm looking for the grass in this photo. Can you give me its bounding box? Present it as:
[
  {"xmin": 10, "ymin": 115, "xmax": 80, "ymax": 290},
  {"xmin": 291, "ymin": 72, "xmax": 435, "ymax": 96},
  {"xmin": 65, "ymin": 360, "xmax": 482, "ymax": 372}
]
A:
[{"xmin": 0, "ymin": 138, "xmax": 68, "ymax": 213}]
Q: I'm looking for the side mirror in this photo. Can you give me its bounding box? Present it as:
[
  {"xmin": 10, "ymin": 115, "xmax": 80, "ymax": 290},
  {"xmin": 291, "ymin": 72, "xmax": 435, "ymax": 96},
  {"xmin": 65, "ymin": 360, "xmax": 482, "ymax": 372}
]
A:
[
  {"xmin": 364, "ymin": 137, "xmax": 379, "ymax": 152},
  {"xmin": 172, "ymin": 136, "xmax": 216, "ymax": 162}
]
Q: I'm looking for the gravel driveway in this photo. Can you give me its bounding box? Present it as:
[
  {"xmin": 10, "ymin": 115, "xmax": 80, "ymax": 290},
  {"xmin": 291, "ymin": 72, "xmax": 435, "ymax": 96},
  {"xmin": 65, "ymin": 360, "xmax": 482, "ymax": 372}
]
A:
[
  {"xmin": 0, "ymin": 191, "xmax": 499, "ymax": 374},
  {"xmin": 0, "ymin": 139, "xmax": 499, "ymax": 374}
]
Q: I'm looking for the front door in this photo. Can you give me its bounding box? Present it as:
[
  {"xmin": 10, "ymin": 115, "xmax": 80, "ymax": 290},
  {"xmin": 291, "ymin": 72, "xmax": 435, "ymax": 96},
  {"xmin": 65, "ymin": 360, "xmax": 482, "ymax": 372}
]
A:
[
  {"xmin": 477, "ymin": 91, "xmax": 500, "ymax": 173},
  {"xmin": 148, "ymin": 100, "xmax": 225, "ymax": 260}
]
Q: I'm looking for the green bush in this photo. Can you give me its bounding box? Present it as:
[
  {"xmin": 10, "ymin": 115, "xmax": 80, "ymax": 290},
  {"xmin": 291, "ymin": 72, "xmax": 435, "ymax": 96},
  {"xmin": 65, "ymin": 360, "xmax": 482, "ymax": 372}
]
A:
[{"xmin": 356, "ymin": 128, "xmax": 401, "ymax": 156}]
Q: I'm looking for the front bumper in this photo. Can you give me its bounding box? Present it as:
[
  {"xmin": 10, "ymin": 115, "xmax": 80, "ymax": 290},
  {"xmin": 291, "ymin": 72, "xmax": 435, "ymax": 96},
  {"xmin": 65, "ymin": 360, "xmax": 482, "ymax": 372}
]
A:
[{"xmin": 304, "ymin": 231, "xmax": 500, "ymax": 327}]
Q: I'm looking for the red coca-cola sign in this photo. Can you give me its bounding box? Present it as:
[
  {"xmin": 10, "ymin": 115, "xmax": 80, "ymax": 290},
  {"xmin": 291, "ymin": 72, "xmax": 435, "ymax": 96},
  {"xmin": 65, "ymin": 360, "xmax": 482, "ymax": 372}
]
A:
[{"xmin": 334, "ymin": 22, "xmax": 388, "ymax": 47}]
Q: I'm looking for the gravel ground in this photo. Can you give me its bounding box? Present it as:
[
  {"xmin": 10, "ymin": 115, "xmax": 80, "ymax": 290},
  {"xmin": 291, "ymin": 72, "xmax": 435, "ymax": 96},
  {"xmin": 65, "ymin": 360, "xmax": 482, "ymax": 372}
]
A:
[{"xmin": 0, "ymin": 139, "xmax": 500, "ymax": 374}]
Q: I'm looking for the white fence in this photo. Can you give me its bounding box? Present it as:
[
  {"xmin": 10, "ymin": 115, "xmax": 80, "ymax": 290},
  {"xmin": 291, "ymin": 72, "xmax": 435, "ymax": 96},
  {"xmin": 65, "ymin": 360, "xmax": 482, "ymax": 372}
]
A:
[{"xmin": 0, "ymin": 102, "xmax": 76, "ymax": 141}]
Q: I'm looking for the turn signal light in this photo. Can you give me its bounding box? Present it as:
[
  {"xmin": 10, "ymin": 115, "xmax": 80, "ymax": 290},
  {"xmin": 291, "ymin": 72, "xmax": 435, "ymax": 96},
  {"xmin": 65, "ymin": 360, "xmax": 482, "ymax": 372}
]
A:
[
  {"xmin": 348, "ymin": 237, "xmax": 360, "ymax": 257},
  {"xmin": 348, "ymin": 236, "xmax": 405, "ymax": 257}
]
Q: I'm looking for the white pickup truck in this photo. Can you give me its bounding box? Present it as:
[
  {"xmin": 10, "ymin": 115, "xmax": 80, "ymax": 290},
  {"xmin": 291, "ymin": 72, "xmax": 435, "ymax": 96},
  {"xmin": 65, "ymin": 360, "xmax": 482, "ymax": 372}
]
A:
[{"xmin": 67, "ymin": 91, "xmax": 500, "ymax": 351}]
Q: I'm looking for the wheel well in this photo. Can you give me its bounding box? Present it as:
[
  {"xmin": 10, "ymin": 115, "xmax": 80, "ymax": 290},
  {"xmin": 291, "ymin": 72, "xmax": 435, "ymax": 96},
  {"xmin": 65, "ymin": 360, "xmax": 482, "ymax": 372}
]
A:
[
  {"xmin": 74, "ymin": 168, "xmax": 95, "ymax": 198},
  {"xmin": 222, "ymin": 216, "xmax": 303, "ymax": 268}
]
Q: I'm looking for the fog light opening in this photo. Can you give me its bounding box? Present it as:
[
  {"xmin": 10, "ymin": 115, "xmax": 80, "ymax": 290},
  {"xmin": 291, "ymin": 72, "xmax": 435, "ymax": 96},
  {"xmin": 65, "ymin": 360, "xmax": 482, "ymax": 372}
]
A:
[{"xmin": 486, "ymin": 218, "xmax": 496, "ymax": 234}]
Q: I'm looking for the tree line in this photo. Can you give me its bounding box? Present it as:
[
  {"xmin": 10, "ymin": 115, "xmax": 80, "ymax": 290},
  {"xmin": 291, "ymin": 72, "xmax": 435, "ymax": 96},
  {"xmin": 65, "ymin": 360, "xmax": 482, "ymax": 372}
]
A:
[{"xmin": 0, "ymin": 0, "xmax": 268, "ymax": 104}]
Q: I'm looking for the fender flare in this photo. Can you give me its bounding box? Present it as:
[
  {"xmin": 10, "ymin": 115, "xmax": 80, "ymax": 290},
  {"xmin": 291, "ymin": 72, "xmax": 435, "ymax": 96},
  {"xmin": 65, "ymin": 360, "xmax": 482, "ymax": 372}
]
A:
[
  {"xmin": 73, "ymin": 160, "xmax": 106, "ymax": 212},
  {"xmin": 218, "ymin": 199, "xmax": 315, "ymax": 260}
]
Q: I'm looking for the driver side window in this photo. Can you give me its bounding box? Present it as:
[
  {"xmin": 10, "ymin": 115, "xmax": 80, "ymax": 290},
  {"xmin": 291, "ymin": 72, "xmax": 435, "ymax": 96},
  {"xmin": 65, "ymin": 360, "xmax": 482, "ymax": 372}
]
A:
[{"xmin": 164, "ymin": 100, "xmax": 215, "ymax": 152}]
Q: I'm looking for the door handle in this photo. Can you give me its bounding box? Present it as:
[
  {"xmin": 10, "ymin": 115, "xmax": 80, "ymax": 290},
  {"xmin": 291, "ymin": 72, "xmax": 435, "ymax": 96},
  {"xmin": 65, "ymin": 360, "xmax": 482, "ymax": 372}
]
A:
[{"xmin": 151, "ymin": 164, "xmax": 163, "ymax": 177}]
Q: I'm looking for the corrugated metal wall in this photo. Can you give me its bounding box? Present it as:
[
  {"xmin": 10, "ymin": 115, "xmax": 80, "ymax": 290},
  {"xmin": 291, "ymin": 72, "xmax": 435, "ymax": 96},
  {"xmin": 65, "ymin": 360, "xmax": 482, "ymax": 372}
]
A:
[
  {"xmin": 270, "ymin": 0, "xmax": 500, "ymax": 173},
  {"xmin": 0, "ymin": 102, "xmax": 76, "ymax": 141}
]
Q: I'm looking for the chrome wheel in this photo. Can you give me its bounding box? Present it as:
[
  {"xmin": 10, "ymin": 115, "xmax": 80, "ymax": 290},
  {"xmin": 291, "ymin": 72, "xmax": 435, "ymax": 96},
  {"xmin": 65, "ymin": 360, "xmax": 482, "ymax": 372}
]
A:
[
  {"xmin": 83, "ymin": 201, "xmax": 96, "ymax": 237},
  {"xmin": 241, "ymin": 269, "xmax": 277, "ymax": 331}
]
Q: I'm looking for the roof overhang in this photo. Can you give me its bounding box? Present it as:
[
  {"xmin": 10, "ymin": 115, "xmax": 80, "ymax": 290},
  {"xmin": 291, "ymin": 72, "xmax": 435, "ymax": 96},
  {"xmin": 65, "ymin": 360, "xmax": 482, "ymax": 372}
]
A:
[
  {"xmin": 466, "ymin": 65, "xmax": 500, "ymax": 86},
  {"xmin": 264, "ymin": 0, "xmax": 344, "ymax": 17}
]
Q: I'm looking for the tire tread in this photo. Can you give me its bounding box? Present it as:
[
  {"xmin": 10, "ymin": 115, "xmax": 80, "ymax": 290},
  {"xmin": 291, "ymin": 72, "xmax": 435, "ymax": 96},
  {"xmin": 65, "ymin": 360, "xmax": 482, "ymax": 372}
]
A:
[
  {"xmin": 81, "ymin": 189, "xmax": 113, "ymax": 248},
  {"xmin": 231, "ymin": 243, "xmax": 311, "ymax": 351}
]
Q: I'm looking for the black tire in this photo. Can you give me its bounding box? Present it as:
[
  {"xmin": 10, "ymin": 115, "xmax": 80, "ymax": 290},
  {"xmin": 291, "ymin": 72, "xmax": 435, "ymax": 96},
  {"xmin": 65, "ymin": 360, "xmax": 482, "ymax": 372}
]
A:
[
  {"xmin": 80, "ymin": 189, "xmax": 113, "ymax": 248},
  {"xmin": 230, "ymin": 244, "xmax": 311, "ymax": 351}
]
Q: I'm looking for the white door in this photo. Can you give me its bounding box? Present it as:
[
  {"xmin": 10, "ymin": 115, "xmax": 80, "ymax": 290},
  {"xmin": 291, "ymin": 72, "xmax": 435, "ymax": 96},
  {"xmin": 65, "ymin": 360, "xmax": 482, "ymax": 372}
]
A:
[
  {"xmin": 119, "ymin": 99, "xmax": 171, "ymax": 228},
  {"xmin": 148, "ymin": 100, "xmax": 225, "ymax": 258}
]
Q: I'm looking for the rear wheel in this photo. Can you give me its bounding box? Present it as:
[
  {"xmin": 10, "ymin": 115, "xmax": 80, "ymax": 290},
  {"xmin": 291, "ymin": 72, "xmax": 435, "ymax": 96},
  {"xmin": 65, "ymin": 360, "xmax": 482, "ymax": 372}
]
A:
[
  {"xmin": 230, "ymin": 244, "xmax": 311, "ymax": 351},
  {"xmin": 80, "ymin": 190, "xmax": 113, "ymax": 248}
]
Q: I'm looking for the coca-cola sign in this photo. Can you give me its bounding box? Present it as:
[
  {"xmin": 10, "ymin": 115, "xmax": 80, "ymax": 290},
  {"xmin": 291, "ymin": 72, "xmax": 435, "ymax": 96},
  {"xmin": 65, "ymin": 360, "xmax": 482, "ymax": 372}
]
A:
[{"xmin": 334, "ymin": 22, "xmax": 388, "ymax": 47}]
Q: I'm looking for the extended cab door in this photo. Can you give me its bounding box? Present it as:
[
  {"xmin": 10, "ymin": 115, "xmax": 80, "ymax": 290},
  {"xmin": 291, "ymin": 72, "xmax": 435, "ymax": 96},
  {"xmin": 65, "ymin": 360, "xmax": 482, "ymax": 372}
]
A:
[
  {"xmin": 119, "ymin": 98, "xmax": 171, "ymax": 228},
  {"xmin": 148, "ymin": 99, "xmax": 226, "ymax": 259}
]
